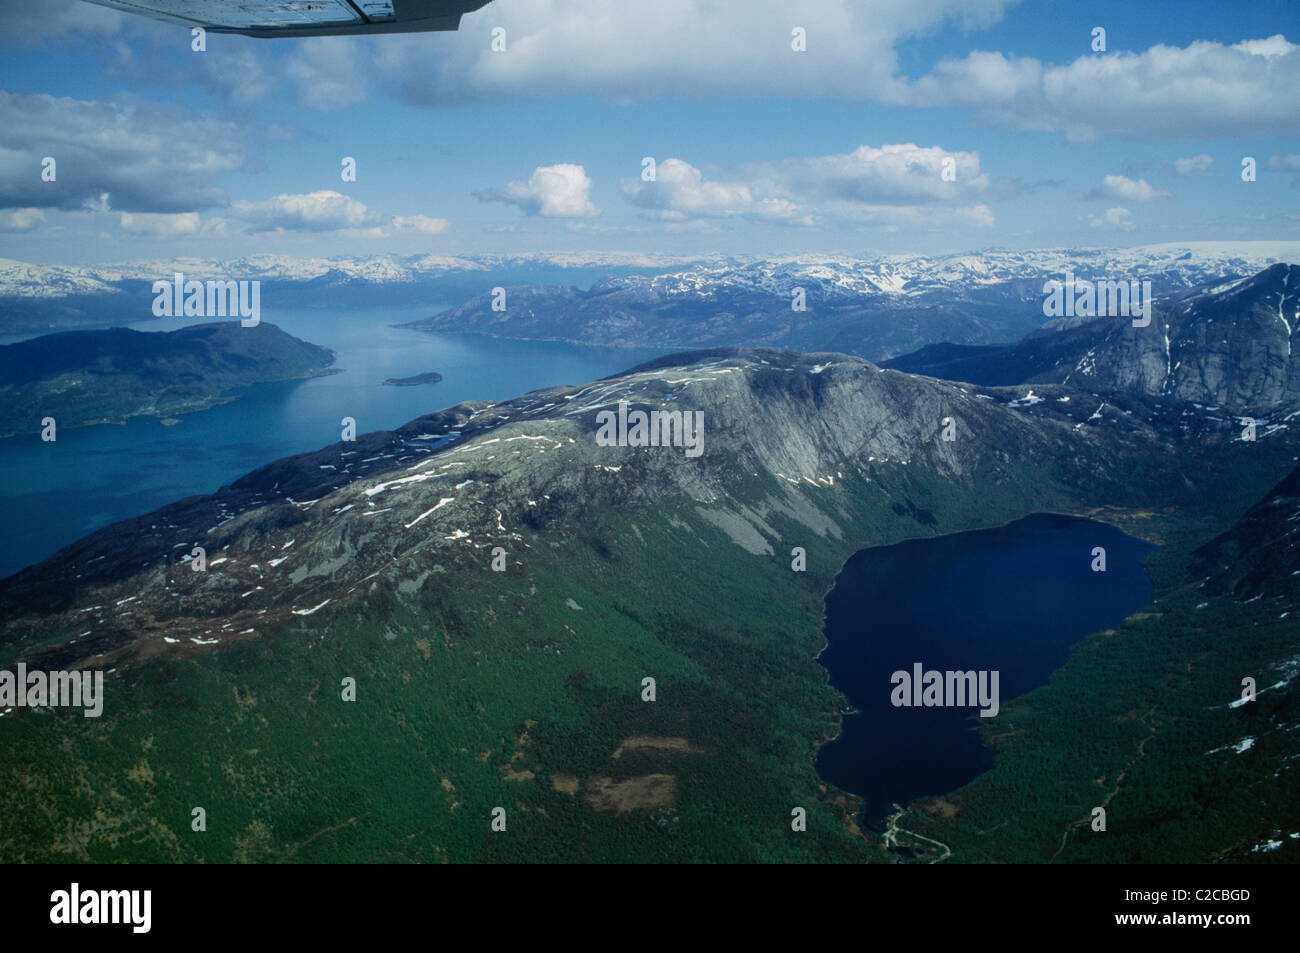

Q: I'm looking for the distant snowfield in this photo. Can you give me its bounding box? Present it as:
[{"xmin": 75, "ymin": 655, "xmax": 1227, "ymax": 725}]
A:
[
  {"xmin": 0, "ymin": 250, "xmax": 707, "ymax": 298},
  {"xmin": 3, "ymin": 242, "xmax": 1299, "ymax": 300}
]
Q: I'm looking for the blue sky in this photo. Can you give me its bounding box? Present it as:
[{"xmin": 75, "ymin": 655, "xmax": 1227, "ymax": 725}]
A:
[{"xmin": 0, "ymin": 0, "xmax": 1297, "ymax": 263}]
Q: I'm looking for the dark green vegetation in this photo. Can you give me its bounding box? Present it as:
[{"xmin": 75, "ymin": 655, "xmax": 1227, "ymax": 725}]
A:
[
  {"xmin": 0, "ymin": 342, "xmax": 1295, "ymax": 863},
  {"xmin": 0, "ymin": 322, "xmax": 336, "ymax": 439},
  {"xmin": 898, "ymin": 462, "xmax": 1300, "ymax": 863},
  {"xmin": 0, "ymin": 498, "xmax": 876, "ymax": 863},
  {"xmin": 383, "ymin": 371, "xmax": 443, "ymax": 387}
]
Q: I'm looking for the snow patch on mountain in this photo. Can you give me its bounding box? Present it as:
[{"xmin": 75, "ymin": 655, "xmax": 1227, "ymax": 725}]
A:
[{"xmin": 6, "ymin": 243, "xmax": 1298, "ymax": 302}]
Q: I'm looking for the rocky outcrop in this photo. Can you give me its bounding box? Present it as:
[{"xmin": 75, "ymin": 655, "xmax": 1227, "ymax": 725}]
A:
[
  {"xmin": 0, "ymin": 346, "xmax": 1252, "ymax": 672},
  {"xmin": 888, "ymin": 264, "xmax": 1300, "ymax": 417}
]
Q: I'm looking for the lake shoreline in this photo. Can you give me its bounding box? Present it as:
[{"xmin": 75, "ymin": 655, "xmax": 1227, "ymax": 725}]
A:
[{"xmin": 811, "ymin": 512, "xmax": 1159, "ymax": 832}]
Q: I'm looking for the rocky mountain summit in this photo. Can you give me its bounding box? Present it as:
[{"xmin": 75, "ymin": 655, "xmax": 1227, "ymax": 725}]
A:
[
  {"xmin": 0, "ymin": 346, "xmax": 1263, "ymax": 672},
  {"xmin": 887, "ymin": 264, "xmax": 1300, "ymax": 416}
]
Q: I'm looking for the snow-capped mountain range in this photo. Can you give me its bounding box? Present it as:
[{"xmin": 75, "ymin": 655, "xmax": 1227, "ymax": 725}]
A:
[
  {"xmin": 0, "ymin": 251, "xmax": 705, "ymax": 299},
  {"xmin": 597, "ymin": 242, "xmax": 1300, "ymax": 304},
  {"xmin": 3, "ymin": 242, "xmax": 1297, "ymax": 301}
]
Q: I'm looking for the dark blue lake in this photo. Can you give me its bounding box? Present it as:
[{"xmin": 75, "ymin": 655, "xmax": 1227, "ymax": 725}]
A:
[
  {"xmin": 0, "ymin": 307, "xmax": 670, "ymax": 579},
  {"xmin": 814, "ymin": 513, "xmax": 1158, "ymax": 828}
]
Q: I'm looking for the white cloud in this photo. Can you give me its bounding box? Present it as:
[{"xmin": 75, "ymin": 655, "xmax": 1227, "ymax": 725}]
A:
[
  {"xmin": 741, "ymin": 144, "xmax": 990, "ymax": 206},
  {"xmin": 1163, "ymin": 154, "xmax": 1216, "ymax": 176},
  {"xmin": 200, "ymin": 47, "xmax": 274, "ymax": 105},
  {"xmin": 232, "ymin": 190, "xmax": 385, "ymax": 232},
  {"xmin": 1234, "ymin": 35, "xmax": 1294, "ymax": 57},
  {"xmin": 480, "ymin": 164, "xmax": 599, "ymax": 218},
  {"xmin": 1087, "ymin": 207, "xmax": 1136, "ymax": 231},
  {"xmin": 391, "ymin": 214, "xmax": 451, "ymax": 235},
  {"xmin": 0, "ymin": 208, "xmax": 46, "ymax": 232},
  {"xmin": 230, "ymin": 190, "xmax": 448, "ymax": 236},
  {"xmin": 118, "ymin": 211, "xmax": 201, "ymax": 236},
  {"xmin": 0, "ymin": 0, "xmax": 124, "ymax": 45},
  {"xmin": 956, "ymin": 205, "xmax": 996, "ymax": 228},
  {"xmin": 29, "ymin": 2, "xmax": 1292, "ymax": 156},
  {"xmin": 1269, "ymin": 153, "xmax": 1300, "ymax": 185},
  {"xmin": 266, "ymin": 6, "xmax": 1297, "ymax": 147},
  {"xmin": 622, "ymin": 159, "xmax": 802, "ymax": 222},
  {"xmin": 284, "ymin": 38, "xmax": 371, "ymax": 111},
  {"xmin": 377, "ymin": 0, "xmax": 1013, "ymax": 106},
  {"xmin": 1085, "ymin": 175, "xmax": 1171, "ymax": 202},
  {"xmin": 622, "ymin": 146, "xmax": 992, "ymax": 228},
  {"xmin": 0, "ymin": 91, "xmax": 247, "ymax": 214},
  {"xmin": 898, "ymin": 35, "xmax": 1300, "ymax": 142}
]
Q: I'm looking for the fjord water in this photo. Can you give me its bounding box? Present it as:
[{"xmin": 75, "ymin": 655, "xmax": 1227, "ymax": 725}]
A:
[
  {"xmin": 0, "ymin": 307, "xmax": 668, "ymax": 579},
  {"xmin": 815, "ymin": 514, "xmax": 1157, "ymax": 828}
]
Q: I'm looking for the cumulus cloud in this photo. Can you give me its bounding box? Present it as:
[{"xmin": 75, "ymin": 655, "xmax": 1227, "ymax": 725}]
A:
[
  {"xmin": 0, "ymin": 91, "xmax": 247, "ymax": 213},
  {"xmin": 199, "ymin": 47, "xmax": 275, "ymax": 105},
  {"xmin": 259, "ymin": 5, "xmax": 1298, "ymax": 146},
  {"xmin": 622, "ymin": 159, "xmax": 803, "ymax": 223},
  {"xmin": 391, "ymin": 214, "xmax": 452, "ymax": 235},
  {"xmin": 232, "ymin": 191, "xmax": 386, "ymax": 232},
  {"xmin": 897, "ymin": 35, "xmax": 1300, "ymax": 142},
  {"xmin": 20, "ymin": 3, "xmax": 1294, "ymax": 153},
  {"xmin": 0, "ymin": 208, "xmax": 46, "ymax": 232},
  {"xmin": 479, "ymin": 164, "xmax": 599, "ymax": 218},
  {"xmin": 118, "ymin": 211, "xmax": 201, "ymax": 236},
  {"xmin": 380, "ymin": 0, "xmax": 1011, "ymax": 105},
  {"xmin": 740, "ymin": 144, "xmax": 990, "ymax": 206},
  {"xmin": 230, "ymin": 190, "xmax": 448, "ymax": 235},
  {"xmin": 1085, "ymin": 175, "xmax": 1171, "ymax": 202},
  {"xmin": 1163, "ymin": 154, "xmax": 1216, "ymax": 177},
  {"xmin": 1269, "ymin": 153, "xmax": 1300, "ymax": 186},
  {"xmin": 1235, "ymin": 35, "xmax": 1294, "ymax": 57},
  {"xmin": 0, "ymin": 0, "xmax": 124, "ymax": 45},
  {"xmin": 1087, "ymin": 207, "xmax": 1136, "ymax": 231},
  {"xmin": 284, "ymin": 38, "xmax": 372, "ymax": 111},
  {"xmin": 622, "ymin": 146, "xmax": 993, "ymax": 228}
]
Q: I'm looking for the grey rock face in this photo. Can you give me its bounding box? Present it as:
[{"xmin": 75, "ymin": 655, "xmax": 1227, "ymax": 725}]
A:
[
  {"xmin": 399, "ymin": 251, "xmax": 1293, "ymax": 363},
  {"xmin": 0, "ymin": 346, "xmax": 1199, "ymax": 670},
  {"xmin": 1060, "ymin": 264, "xmax": 1300, "ymax": 414},
  {"xmin": 889, "ymin": 264, "xmax": 1300, "ymax": 417}
]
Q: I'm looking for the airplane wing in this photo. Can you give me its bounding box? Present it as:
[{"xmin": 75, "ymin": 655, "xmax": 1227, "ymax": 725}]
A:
[{"xmin": 77, "ymin": 1, "xmax": 494, "ymax": 38}]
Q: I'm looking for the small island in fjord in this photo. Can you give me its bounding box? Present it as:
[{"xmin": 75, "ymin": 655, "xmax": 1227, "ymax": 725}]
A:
[{"xmin": 382, "ymin": 371, "xmax": 443, "ymax": 387}]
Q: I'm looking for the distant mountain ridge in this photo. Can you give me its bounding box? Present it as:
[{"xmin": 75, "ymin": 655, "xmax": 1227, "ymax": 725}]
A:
[
  {"xmin": 885, "ymin": 263, "xmax": 1300, "ymax": 416},
  {"xmin": 5, "ymin": 243, "xmax": 1298, "ymax": 346},
  {"xmin": 6, "ymin": 243, "xmax": 1296, "ymax": 298},
  {"xmin": 0, "ymin": 252, "xmax": 706, "ymax": 334},
  {"xmin": 0, "ymin": 251, "xmax": 709, "ymax": 300},
  {"xmin": 400, "ymin": 243, "xmax": 1300, "ymax": 361}
]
